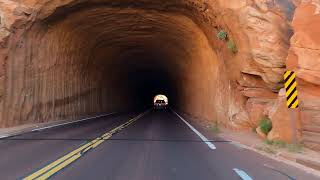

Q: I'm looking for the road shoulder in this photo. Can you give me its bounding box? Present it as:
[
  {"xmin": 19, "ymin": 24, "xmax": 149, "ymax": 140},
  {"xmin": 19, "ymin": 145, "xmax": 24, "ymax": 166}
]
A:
[
  {"xmin": 176, "ymin": 111, "xmax": 320, "ymax": 178},
  {"xmin": 0, "ymin": 112, "xmax": 119, "ymax": 139}
]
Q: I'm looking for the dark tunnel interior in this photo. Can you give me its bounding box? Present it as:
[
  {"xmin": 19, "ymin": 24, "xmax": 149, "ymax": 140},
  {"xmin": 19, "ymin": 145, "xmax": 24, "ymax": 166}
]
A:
[{"xmin": 118, "ymin": 55, "xmax": 176, "ymax": 109}]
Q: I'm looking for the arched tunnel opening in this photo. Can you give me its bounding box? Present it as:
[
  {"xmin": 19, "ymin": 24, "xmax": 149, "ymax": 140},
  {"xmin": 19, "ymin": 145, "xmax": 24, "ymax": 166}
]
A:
[
  {"xmin": 2, "ymin": 3, "xmax": 231, "ymax": 127},
  {"xmin": 3, "ymin": 0, "xmax": 294, "ymax": 141}
]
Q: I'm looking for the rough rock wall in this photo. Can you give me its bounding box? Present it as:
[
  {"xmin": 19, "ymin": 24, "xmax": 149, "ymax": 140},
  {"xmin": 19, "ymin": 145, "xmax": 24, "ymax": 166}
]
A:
[
  {"xmin": 286, "ymin": 0, "xmax": 320, "ymax": 150},
  {"xmin": 215, "ymin": 0, "xmax": 295, "ymax": 128},
  {"xmin": 0, "ymin": 1, "xmax": 143, "ymax": 126},
  {"xmin": 218, "ymin": 0, "xmax": 320, "ymax": 150}
]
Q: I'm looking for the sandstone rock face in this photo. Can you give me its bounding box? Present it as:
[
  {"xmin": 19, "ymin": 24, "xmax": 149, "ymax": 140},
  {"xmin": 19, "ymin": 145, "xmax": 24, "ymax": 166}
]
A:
[
  {"xmin": 216, "ymin": 0, "xmax": 295, "ymax": 129},
  {"xmin": 236, "ymin": 0, "xmax": 294, "ymax": 90},
  {"xmin": 246, "ymin": 98, "xmax": 269, "ymax": 127},
  {"xmin": 0, "ymin": 0, "xmax": 320, "ymax": 151},
  {"xmin": 286, "ymin": 0, "xmax": 320, "ymax": 150}
]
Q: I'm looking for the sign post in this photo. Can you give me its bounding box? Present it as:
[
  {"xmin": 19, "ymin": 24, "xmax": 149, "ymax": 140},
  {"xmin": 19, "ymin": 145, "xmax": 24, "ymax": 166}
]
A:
[{"xmin": 284, "ymin": 71, "xmax": 300, "ymax": 143}]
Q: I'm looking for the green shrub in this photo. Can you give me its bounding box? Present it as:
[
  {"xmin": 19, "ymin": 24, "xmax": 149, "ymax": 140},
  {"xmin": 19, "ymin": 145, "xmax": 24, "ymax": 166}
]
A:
[
  {"xmin": 227, "ymin": 39, "xmax": 237, "ymax": 53},
  {"xmin": 259, "ymin": 116, "xmax": 272, "ymax": 135},
  {"xmin": 217, "ymin": 30, "xmax": 228, "ymax": 40}
]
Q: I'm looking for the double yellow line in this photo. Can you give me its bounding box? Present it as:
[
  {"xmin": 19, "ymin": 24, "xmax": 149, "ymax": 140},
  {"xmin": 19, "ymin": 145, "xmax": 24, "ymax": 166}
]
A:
[{"xmin": 24, "ymin": 110, "xmax": 149, "ymax": 180}]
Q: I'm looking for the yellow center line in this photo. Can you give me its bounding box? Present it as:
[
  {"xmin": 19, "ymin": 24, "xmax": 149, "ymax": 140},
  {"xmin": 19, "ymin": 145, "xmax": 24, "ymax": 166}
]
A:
[
  {"xmin": 24, "ymin": 140, "xmax": 97, "ymax": 180},
  {"xmin": 37, "ymin": 154, "xmax": 82, "ymax": 180},
  {"xmin": 23, "ymin": 110, "xmax": 149, "ymax": 180}
]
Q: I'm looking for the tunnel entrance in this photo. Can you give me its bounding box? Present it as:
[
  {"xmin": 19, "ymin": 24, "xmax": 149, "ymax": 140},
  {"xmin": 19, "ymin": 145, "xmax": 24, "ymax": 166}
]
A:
[{"xmin": 1, "ymin": 1, "xmax": 245, "ymax": 129}]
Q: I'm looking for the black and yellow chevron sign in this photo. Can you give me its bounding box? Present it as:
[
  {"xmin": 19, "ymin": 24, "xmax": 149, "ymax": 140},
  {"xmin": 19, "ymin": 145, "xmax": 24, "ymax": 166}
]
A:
[{"xmin": 284, "ymin": 70, "xmax": 299, "ymax": 109}]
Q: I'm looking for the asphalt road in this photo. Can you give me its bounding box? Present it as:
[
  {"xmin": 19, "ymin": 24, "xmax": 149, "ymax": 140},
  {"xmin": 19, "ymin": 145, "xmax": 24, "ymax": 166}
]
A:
[{"xmin": 0, "ymin": 109, "xmax": 318, "ymax": 180}]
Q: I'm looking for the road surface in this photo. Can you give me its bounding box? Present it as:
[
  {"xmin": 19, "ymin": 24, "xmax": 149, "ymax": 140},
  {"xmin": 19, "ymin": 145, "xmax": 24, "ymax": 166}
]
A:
[{"xmin": 0, "ymin": 109, "xmax": 318, "ymax": 180}]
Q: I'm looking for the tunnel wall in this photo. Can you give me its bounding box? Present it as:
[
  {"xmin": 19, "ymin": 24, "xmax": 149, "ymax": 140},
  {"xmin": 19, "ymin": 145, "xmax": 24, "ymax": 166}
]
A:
[{"xmin": 1, "ymin": 21, "xmax": 135, "ymax": 126}]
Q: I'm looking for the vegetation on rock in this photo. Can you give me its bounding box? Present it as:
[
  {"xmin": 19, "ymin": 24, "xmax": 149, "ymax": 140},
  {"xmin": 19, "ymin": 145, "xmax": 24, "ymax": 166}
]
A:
[
  {"xmin": 259, "ymin": 116, "xmax": 272, "ymax": 135},
  {"xmin": 227, "ymin": 39, "xmax": 237, "ymax": 54},
  {"xmin": 217, "ymin": 30, "xmax": 228, "ymax": 40},
  {"xmin": 217, "ymin": 30, "xmax": 237, "ymax": 54}
]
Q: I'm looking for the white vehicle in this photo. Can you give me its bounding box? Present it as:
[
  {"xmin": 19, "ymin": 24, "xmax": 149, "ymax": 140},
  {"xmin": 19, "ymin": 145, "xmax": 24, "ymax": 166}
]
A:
[{"xmin": 153, "ymin": 94, "xmax": 168, "ymax": 109}]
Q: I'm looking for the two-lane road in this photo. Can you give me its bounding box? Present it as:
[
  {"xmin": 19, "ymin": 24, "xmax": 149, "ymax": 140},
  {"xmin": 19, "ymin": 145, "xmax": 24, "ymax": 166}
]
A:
[{"xmin": 0, "ymin": 110, "xmax": 318, "ymax": 179}]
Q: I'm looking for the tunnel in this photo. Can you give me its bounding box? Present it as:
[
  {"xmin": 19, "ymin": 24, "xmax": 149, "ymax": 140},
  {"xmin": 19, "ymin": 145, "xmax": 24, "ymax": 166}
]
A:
[
  {"xmin": 2, "ymin": 0, "xmax": 320, "ymax": 153},
  {"xmin": 1, "ymin": 0, "xmax": 261, "ymax": 129}
]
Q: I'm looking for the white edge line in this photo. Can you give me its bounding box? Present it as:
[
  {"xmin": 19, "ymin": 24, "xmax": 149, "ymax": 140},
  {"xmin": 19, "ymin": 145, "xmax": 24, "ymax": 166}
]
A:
[
  {"xmin": 31, "ymin": 112, "xmax": 119, "ymax": 132},
  {"xmin": 0, "ymin": 135, "xmax": 9, "ymax": 139},
  {"xmin": 222, "ymin": 139, "xmax": 320, "ymax": 178},
  {"xmin": 0, "ymin": 112, "xmax": 119, "ymax": 140},
  {"xmin": 170, "ymin": 109, "xmax": 216, "ymax": 150},
  {"xmin": 233, "ymin": 168, "xmax": 253, "ymax": 180}
]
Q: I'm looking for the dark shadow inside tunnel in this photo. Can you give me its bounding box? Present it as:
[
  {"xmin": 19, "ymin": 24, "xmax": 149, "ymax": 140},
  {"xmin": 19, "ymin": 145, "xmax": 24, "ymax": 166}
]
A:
[{"xmin": 115, "ymin": 54, "xmax": 176, "ymax": 109}]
